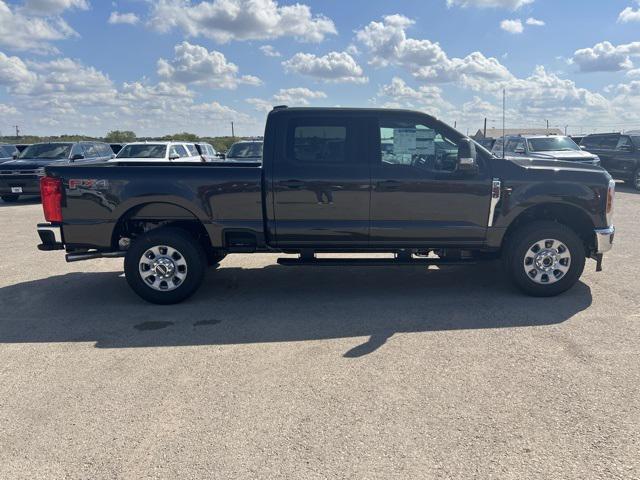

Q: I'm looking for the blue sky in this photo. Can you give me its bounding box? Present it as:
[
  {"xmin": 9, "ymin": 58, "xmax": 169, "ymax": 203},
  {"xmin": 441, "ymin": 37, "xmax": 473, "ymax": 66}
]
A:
[{"xmin": 1, "ymin": 0, "xmax": 640, "ymax": 137}]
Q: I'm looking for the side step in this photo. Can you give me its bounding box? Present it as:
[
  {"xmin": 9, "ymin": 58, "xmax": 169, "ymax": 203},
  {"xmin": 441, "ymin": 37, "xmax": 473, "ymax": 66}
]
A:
[{"xmin": 277, "ymin": 256, "xmax": 475, "ymax": 267}]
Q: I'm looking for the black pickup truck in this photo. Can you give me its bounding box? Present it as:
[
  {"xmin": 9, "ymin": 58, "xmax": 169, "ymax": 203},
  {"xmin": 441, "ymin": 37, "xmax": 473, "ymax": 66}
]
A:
[{"xmin": 36, "ymin": 107, "xmax": 616, "ymax": 304}]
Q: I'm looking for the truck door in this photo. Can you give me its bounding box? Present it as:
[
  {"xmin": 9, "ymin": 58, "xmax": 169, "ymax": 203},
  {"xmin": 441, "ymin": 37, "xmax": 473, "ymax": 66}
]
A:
[
  {"xmin": 271, "ymin": 115, "xmax": 370, "ymax": 247},
  {"xmin": 369, "ymin": 113, "xmax": 492, "ymax": 246},
  {"xmin": 612, "ymin": 135, "xmax": 636, "ymax": 177}
]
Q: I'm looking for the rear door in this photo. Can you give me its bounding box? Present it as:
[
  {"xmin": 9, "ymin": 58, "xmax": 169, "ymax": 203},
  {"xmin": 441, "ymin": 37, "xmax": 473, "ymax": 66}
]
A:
[
  {"xmin": 369, "ymin": 112, "xmax": 492, "ymax": 245},
  {"xmin": 271, "ymin": 114, "xmax": 370, "ymax": 247},
  {"xmin": 594, "ymin": 135, "xmax": 619, "ymax": 173}
]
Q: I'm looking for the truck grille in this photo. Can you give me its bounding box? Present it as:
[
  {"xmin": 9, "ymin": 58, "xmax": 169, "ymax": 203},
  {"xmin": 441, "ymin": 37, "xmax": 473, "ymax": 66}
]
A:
[{"xmin": 0, "ymin": 169, "xmax": 39, "ymax": 176}]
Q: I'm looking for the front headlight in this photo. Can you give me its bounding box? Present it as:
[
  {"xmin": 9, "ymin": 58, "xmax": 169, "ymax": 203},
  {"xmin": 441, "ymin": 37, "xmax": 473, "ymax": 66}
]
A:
[{"xmin": 593, "ymin": 155, "xmax": 601, "ymax": 165}]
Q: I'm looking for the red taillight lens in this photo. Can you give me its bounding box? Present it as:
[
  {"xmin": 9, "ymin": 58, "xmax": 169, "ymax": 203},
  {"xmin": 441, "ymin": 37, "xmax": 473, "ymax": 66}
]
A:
[{"xmin": 40, "ymin": 176, "xmax": 63, "ymax": 223}]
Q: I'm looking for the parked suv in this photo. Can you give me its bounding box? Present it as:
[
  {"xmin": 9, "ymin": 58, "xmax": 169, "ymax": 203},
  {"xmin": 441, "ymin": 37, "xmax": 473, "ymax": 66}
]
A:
[
  {"xmin": 112, "ymin": 142, "xmax": 202, "ymax": 163},
  {"xmin": 0, "ymin": 141, "xmax": 112, "ymax": 202},
  {"xmin": 492, "ymin": 135, "xmax": 600, "ymax": 165},
  {"xmin": 580, "ymin": 133, "xmax": 640, "ymax": 190},
  {"xmin": 195, "ymin": 142, "xmax": 219, "ymax": 162}
]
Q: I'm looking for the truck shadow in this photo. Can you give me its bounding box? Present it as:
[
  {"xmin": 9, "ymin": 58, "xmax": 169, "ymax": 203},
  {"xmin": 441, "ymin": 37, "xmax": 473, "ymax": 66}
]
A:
[{"xmin": 0, "ymin": 262, "xmax": 592, "ymax": 356}]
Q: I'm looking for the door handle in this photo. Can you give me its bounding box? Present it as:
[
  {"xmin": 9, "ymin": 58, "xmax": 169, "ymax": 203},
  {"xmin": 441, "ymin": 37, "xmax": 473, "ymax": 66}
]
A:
[
  {"xmin": 281, "ymin": 179, "xmax": 305, "ymax": 189},
  {"xmin": 377, "ymin": 180, "xmax": 403, "ymax": 190}
]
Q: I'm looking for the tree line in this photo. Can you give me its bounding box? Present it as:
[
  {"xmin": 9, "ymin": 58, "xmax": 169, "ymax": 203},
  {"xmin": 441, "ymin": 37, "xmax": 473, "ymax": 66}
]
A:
[{"xmin": 0, "ymin": 130, "xmax": 255, "ymax": 153}]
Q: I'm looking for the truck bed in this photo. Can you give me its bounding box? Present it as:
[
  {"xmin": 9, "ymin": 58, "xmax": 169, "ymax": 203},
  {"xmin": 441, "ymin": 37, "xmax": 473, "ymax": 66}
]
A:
[{"xmin": 46, "ymin": 162, "xmax": 264, "ymax": 250}]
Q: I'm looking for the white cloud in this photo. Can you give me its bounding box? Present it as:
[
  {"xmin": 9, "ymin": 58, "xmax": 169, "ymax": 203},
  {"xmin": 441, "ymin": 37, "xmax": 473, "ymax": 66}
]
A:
[
  {"xmin": 259, "ymin": 45, "xmax": 281, "ymax": 57},
  {"xmin": 22, "ymin": 0, "xmax": 88, "ymax": 15},
  {"xmin": 356, "ymin": 15, "xmax": 511, "ymax": 86},
  {"xmin": 0, "ymin": 51, "xmax": 37, "ymax": 85},
  {"xmin": 446, "ymin": 0, "xmax": 534, "ymax": 9},
  {"xmin": 619, "ymin": 5, "xmax": 640, "ymax": 23},
  {"xmin": 247, "ymin": 87, "xmax": 327, "ymax": 112},
  {"xmin": 0, "ymin": 1, "xmax": 78, "ymax": 53},
  {"xmin": 0, "ymin": 103, "xmax": 18, "ymax": 115},
  {"xmin": 108, "ymin": 11, "xmax": 140, "ymax": 25},
  {"xmin": 525, "ymin": 17, "xmax": 545, "ymax": 26},
  {"xmin": 157, "ymin": 41, "xmax": 261, "ymax": 89},
  {"xmin": 376, "ymin": 77, "xmax": 453, "ymax": 116},
  {"xmin": 148, "ymin": 0, "xmax": 337, "ymax": 43},
  {"xmin": 500, "ymin": 19, "xmax": 523, "ymax": 33},
  {"xmin": 571, "ymin": 41, "xmax": 640, "ymax": 72},
  {"xmin": 282, "ymin": 51, "xmax": 368, "ymax": 83}
]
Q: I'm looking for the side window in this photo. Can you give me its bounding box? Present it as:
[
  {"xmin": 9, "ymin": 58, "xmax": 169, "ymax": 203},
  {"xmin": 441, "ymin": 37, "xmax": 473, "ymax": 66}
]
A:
[
  {"xmin": 82, "ymin": 143, "xmax": 100, "ymax": 158},
  {"xmin": 288, "ymin": 121, "xmax": 348, "ymax": 164},
  {"xmin": 175, "ymin": 145, "xmax": 188, "ymax": 158},
  {"xmin": 70, "ymin": 144, "xmax": 84, "ymax": 159},
  {"xmin": 379, "ymin": 120, "xmax": 458, "ymax": 172},
  {"xmin": 185, "ymin": 144, "xmax": 198, "ymax": 156},
  {"xmin": 514, "ymin": 140, "xmax": 525, "ymax": 152},
  {"xmin": 99, "ymin": 143, "xmax": 112, "ymax": 157},
  {"xmin": 616, "ymin": 136, "xmax": 632, "ymax": 150}
]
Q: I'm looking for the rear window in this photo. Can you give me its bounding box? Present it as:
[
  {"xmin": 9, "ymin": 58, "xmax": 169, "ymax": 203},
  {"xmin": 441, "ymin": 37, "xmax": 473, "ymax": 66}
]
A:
[
  {"xmin": 117, "ymin": 144, "xmax": 167, "ymax": 159},
  {"xmin": 227, "ymin": 142, "xmax": 263, "ymax": 159}
]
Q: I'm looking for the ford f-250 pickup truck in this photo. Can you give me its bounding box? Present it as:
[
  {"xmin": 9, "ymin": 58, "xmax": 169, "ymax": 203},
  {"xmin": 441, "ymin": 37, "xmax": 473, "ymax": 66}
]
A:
[{"xmin": 36, "ymin": 107, "xmax": 616, "ymax": 304}]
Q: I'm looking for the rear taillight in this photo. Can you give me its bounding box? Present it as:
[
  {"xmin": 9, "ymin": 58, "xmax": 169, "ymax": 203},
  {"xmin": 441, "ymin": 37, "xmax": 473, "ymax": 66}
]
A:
[
  {"xmin": 606, "ymin": 179, "xmax": 615, "ymax": 225},
  {"xmin": 40, "ymin": 176, "xmax": 63, "ymax": 223}
]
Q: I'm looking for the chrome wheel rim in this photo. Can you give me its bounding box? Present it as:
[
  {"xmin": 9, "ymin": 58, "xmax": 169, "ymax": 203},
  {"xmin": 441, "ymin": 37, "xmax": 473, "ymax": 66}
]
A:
[
  {"xmin": 523, "ymin": 238, "xmax": 571, "ymax": 285},
  {"xmin": 139, "ymin": 245, "xmax": 188, "ymax": 292}
]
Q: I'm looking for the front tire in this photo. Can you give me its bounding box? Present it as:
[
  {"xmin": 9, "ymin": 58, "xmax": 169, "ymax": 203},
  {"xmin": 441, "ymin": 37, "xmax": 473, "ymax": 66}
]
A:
[
  {"xmin": 124, "ymin": 227, "xmax": 206, "ymax": 304},
  {"xmin": 1, "ymin": 194, "xmax": 20, "ymax": 203},
  {"xmin": 630, "ymin": 167, "xmax": 640, "ymax": 191},
  {"xmin": 504, "ymin": 221, "xmax": 586, "ymax": 297}
]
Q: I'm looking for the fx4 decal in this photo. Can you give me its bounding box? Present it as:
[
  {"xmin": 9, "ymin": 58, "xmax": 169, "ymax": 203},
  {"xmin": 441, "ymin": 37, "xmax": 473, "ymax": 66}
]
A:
[{"xmin": 68, "ymin": 179, "xmax": 109, "ymax": 190}]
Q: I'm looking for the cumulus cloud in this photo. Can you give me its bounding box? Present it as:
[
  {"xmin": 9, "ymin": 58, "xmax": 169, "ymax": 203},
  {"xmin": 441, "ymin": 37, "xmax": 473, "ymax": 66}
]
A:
[
  {"xmin": 571, "ymin": 41, "xmax": 640, "ymax": 72},
  {"xmin": 282, "ymin": 51, "xmax": 368, "ymax": 83},
  {"xmin": 0, "ymin": 103, "xmax": 17, "ymax": 115},
  {"xmin": 22, "ymin": 0, "xmax": 88, "ymax": 14},
  {"xmin": 376, "ymin": 77, "xmax": 453, "ymax": 116},
  {"xmin": 108, "ymin": 11, "xmax": 140, "ymax": 25},
  {"xmin": 446, "ymin": 0, "xmax": 534, "ymax": 9},
  {"xmin": 148, "ymin": 0, "xmax": 337, "ymax": 43},
  {"xmin": 259, "ymin": 45, "xmax": 281, "ymax": 57},
  {"xmin": 157, "ymin": 41, "xmax": 261, "ymax": 89},
  {"xmin": 356, "ymin": 15, "xmax": 510, "ymax": 86},
  {"xmin": 247, "ymin": 87, "xmax": 327, "ymax": 112},
  {"xmin": 500, "ymin": 19, "xmax": 523, "ymax": 33},
  {"xmin": 0, "ymin": 1, "xmax": 78, "ymax": 53},
  {"xmin": 619, "ymin": 4, "xmax": 640, "ymax": 23}
]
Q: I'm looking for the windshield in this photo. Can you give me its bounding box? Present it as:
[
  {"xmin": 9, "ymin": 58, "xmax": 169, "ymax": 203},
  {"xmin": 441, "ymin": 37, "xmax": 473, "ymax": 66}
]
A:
[
  {"xmin": 0, "ymin": 145, "xmax": 16, "ymax": 157},
  {"xmin": 227, "ymin": 142, "xmax": 263, "ymax": 159},
  {"xmin": 527, "ymin": 137, "xmax": 579, "ymax": 152},
  {"xmin": 19, "ymin": 143, "xmax": 72, "ymax": 160},
  {"xmin": 116, "ymin": 144, "xmax": 167, "ymax": 159}
]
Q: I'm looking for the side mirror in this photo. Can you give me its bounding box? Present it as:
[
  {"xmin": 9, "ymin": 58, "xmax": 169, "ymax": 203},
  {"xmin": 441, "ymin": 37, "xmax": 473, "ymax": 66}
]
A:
[
  {"xmin": 216, "ymin": 153, "xmax": 226, "ymax": 160},
  {"xmin": 457, "ymin": 138, "xmax": 478, "ymax": 173},
  {"xmin": 71, "ymin": 153, "xmax": 84, "ymax": 161},
  {"xmin": 580, "ymin": 145, "xmax": 587, "ymax": 151},
  {"xmin": 12, "ymin": 153, "xmax": 18, "ymax": 159},
  {"xmin": 169, "ymin": 154, "xmax": 180, "ymax": 161}
]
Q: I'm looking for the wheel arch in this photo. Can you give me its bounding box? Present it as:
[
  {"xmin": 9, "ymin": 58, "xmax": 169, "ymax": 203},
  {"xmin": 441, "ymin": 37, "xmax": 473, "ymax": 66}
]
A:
[{"xmin": 502, "ymin": 202, "xmax": 596, "ymax": 254}]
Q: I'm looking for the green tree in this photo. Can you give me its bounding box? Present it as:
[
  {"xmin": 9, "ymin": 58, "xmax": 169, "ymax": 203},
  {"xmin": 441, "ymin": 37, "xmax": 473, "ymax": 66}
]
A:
[
  {"xmin": 162, "ymin": 132, "xmax": 199, "ymax": 142},
  {"xmin": 105, "ymin": 130, "xmax": 136, "ymax": 143}
]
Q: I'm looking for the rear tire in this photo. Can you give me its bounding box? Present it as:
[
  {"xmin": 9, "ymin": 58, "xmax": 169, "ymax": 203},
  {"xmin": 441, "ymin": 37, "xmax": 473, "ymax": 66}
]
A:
[
  {"xmin": 504, "ymin": 221, "xmax": 586, "ymax": 297},
  {"xmin": 1, "ymin": 194, "xmax": 20, "ymax": 203},
  {"xmin": 124, "ymin": 227, "xmax": 206, "ymax": 305}
]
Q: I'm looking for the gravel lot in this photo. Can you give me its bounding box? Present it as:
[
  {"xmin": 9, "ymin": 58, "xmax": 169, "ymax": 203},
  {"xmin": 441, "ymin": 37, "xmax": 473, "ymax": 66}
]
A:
[{"xmin": 0, "ymin": 188, "xmax": 638, "ymax": 479}]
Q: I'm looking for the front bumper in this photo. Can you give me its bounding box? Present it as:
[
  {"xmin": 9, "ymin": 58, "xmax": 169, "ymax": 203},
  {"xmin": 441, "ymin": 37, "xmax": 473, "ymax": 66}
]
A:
[
  {"xmin": 594, "ymin": 226, "xmax": 615, "ymax": 254},
  {"xmin": 37, "ymin": 223, "xmax": 64, "ymax": 251},
  {"xmin": 0, "ymin": 176, "xmax": 41, "ymax": 195}
]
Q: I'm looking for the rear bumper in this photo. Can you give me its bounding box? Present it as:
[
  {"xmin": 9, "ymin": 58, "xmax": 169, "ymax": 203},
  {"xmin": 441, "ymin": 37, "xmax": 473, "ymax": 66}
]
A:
[
  {"xmin": 37, "ymin": 223, "xmax": 64, "ymax": 250},
  {"xmin": 594, "ymin": 226, "xmax": 615, "ymax": 254}
]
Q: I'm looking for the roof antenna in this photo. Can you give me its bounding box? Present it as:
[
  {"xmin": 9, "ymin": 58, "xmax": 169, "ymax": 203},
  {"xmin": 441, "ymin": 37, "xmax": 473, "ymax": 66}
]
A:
[{"xmin": 502, "ymin": 88, "xmax": 506, "ymax": 159}]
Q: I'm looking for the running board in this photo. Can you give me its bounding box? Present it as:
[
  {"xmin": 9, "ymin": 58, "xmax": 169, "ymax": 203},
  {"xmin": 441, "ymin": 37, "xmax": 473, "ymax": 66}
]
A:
[{"xmin": 277, "ymin": 257, "xmax": 475, "ymax": 267}]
